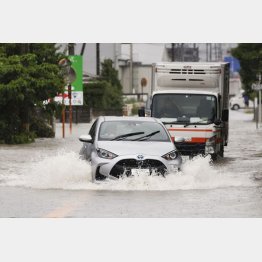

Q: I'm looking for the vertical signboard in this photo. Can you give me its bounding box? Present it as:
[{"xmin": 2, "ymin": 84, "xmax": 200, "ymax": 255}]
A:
[
  {"xmin": 55, "ymin": 55, "xmax": 83, "ymax": 105},
  {"xmin": 223, "ymin": 56, "xmax": 240, "ymax": 73}
]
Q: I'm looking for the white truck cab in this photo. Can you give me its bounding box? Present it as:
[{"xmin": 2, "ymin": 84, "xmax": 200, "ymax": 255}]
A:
[{"xmin": 143, "ymin": 62, "xmax": 230, "ymax": 159}]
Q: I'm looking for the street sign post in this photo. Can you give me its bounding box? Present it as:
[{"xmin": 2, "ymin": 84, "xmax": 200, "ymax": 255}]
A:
[
  {"xmin": 252, "ymin": 83, "xmax": 262, "ymax": 91},
  {"xmin": 252, "ymin": 83, "xmax": 262, "ymax": 128},
  {"xmin": 57, "ymin": 55, "xmax": 83, "ymax": 137},
  {"xmin": 56, "ymin": 55, "xmax": 83, "ymax": 106}
]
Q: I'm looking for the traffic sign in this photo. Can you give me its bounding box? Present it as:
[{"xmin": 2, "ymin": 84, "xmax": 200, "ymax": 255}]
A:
[{"xmin": 252, "ymin": 83, "xmax": 262, "ymax": 91}]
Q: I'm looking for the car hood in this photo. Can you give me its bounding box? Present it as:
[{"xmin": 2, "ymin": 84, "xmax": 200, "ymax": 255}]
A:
[{"xmin": 96, "ymin": 141, "xmax": 175, "ymax": 156}]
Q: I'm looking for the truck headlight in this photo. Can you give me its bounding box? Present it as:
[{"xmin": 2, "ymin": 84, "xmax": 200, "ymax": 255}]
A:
[
  {"xmin": 206, "ymin": 136, "xmax": 216, "ymax": 145},
  {"xmin": 205, "ymin": 136, "xmax": 216, "ymax": 154},
  {"xmin": 162, "ymin": 150, "xmax": 178, "ymax": 160},
  {"xmin": 97, "ymin": 148, "xmax": 118, "ymax": 159}
]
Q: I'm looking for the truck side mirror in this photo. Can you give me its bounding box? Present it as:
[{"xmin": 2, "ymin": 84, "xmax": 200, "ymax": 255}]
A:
[
  {"xmin": 222, "ymin": 109, "xmax": 229, "ymax": 122},
  {"xmin": 138, "ymin": 107, "xmax": 145, "ymax": 117},
  {"xmin": 214, "ymin": 119, "xmax": 222, "ymax": 125}
]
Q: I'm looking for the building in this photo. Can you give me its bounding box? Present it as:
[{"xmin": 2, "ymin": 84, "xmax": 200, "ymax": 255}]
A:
[
  {"xmin": 58, "ymin": 43, "xmax": 239, "ymax": 99},
  {"xmin": 163, "ymin": 43, "xmax": 238, "ymax": 62},
  {"xmin": 118, "ymin": 61, "xmax": 152, "ymax": 100}
]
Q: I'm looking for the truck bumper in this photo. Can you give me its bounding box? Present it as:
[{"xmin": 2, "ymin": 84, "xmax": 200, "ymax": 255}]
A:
[{"xmin": 174, "ymin": 142, "xmax": 206, "ymax": 156}]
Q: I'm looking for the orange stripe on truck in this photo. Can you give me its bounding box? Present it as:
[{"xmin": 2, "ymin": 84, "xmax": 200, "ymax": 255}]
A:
[{"xmin": 173, "ymin": 137, "xmax": 208, "ymax": 143}]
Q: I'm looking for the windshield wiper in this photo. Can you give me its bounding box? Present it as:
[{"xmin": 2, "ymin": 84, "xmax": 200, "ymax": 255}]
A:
[
  {"xmin": 111, "ymin": 132, "xmax": 144, "ymax": 141},
  {"xmin": 162, "ymin": 120, "xmax": 190, "ymax": 125},
  {"xmin": 162, "ymin": 121, "xmax": 178, "ymax": 125},
  {"xmin": 184, "ymin": 120, "xmax": 211, "ymax": 127},
  {"xmin": 132, "ymin": 130, "xmax": 160, "ymax": 141}
]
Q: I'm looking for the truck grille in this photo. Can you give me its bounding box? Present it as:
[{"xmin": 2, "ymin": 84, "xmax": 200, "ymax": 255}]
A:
[{"xmin": 157, "ymin": 68, "xmax": 221, "ymax": 75}]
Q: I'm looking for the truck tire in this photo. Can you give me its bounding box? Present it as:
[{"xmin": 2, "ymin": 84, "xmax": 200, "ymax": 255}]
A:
[
  {"xmin": 211, "ymin": 154, "xmax": 218, "ymax": 161},
  {"xmin": 219, "ymin": 144, "xmax": 224, "ymax": 158}
]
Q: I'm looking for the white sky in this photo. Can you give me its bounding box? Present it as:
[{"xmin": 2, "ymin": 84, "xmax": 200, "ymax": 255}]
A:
[{"xmin": 121, "ymin": 44, "xmax": 166, "ymax": 64}]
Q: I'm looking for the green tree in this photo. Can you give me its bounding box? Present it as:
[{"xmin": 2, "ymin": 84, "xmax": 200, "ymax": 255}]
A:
[
  {"xmin": 84, "ymin": 59, "xmax": 123, "ymax": 110},
  {"xmin": 101, "ymin": 59, "xmax": 122, "ymax": 91},
  {"xmin": 0, "ymin": 44, "xmax": 64, "ymax": 144},
  {"xmin": 231, "ymin": 44, "xmax": 262, "ymax": 96}
]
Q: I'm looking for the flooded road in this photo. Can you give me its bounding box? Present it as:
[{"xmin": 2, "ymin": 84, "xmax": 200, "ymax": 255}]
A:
[{"xmin": 0, "ymin": 110, "xmax": 262, "ymax": 217}]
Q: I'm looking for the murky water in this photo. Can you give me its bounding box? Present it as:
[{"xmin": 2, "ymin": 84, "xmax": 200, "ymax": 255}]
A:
[
  {"xmin": 1, "ymin": 110, "xmax": 262, "ymax": 217},
  {"xmin": 1, "ymin": 110, "xmax": 261, "ymax": 191}
]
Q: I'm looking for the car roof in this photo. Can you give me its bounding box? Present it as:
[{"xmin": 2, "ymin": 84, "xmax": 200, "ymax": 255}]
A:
[{"xmin": 100, "ymin": 116, "xmax": 159, "ymax": 123}]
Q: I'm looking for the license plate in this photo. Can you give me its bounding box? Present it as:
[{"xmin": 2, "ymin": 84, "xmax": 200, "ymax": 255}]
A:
[{"xmin": 131, "ymin": 169, "xmax": 150, "ymax": 175}]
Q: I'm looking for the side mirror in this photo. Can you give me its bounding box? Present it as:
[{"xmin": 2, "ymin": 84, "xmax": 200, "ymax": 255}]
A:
[
  {"xmin": 214, "ymin": 119, "xmax": 222, "ymax": 126},
  {"xmin": 222, "ymin": 109, "xmax": 229, "ymax": 122},
  {"xmin": 174, "ymin": 137, "xmax": 185, "ymax": 143},
  {"xmin": 138, "ymin": 107, "xmax": 145, "ymax": 117},
  {"xmin": 79, "ymin": 134, "xmax": 92, "ymax": 143}
]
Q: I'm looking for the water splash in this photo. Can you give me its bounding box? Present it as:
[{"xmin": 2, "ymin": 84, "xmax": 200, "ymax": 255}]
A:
[{"xmin": 0, "ymin": 151, "xmax": 256, "ymax": 191}]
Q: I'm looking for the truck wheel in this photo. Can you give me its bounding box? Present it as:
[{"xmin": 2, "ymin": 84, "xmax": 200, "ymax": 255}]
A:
[
  {"xmin": 211, "ymin": 154, "xmax": 218, "ymax": 161},
  {"xmin": 219, "ymin": 144, "xmax": 224, "ymax": 158},
  {"xmin": 232, "ymin": 104, "xmax": 240, "ymax": 110}
]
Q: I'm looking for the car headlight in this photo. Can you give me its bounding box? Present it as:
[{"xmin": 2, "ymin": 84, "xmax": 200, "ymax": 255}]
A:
[
  {"xmin": 162, "ymin": 150, "xmax": 178, "ymax": 160},
  {"xmin": 97, "ymin": 148, "xmax": 118, "ymax": 159}
]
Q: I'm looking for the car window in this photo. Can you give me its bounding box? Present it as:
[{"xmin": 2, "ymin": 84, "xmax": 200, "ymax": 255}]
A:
[{"xmin": 98, "ymin": 121, "xmax": 170, "ymax": 141}]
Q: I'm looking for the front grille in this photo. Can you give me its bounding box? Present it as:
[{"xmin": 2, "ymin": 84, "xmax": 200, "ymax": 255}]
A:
[
  {"xmin": 157, "ymin": 68, "xmax": 221, "ymax": 75},
  {"xmin": 175, "ymin": 142, "xmax": 205, "ymax": 156},
  {"xmin": 110, "ymin": 159, "xmax": 167, "ymax": 178}
]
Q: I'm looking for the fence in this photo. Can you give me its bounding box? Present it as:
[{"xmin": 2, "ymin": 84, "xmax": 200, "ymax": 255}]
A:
[{"xmin": 61, "ymin": 106, "xmax": 123, "ymax": 123}]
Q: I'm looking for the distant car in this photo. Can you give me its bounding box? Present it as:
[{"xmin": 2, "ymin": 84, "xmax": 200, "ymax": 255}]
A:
[
  {"xmin": 230, "ymin": 95, "xmax": 253, "ymax": 110},
  {"xmin": 79, "ymin": 116, "xmax": 182, "ymax": 181}
]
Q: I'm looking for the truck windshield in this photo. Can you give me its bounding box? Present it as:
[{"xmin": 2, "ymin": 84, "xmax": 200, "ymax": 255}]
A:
[{"xmin": 152, "ymin": 94, "xmax": 217, "ymax": 124}]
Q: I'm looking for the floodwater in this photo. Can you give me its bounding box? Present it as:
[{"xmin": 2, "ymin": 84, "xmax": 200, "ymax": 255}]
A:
[{"xmin": 0, "ymin": 110, "xmax": 262, "ymax": 217}]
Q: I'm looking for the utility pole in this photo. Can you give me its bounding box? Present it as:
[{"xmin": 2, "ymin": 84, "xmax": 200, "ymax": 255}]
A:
[
  {"xmin": 96, "ymin": 43, "xmax": 100, "ymax": 76},
  {"xmin": 80, "ymin": 43, "xmax": 86, "ymax": 56},
  {"xmin": 68, "ymin": 43, "xmax": 75, "ymax": 135},
  {"xmin": 209, "ymin": 43, "xmax": 212, "ymax": 62},
  {"xmin": 181, "ymin": 43, "xmax": 184, "ymax": 62},
  {"xmin": 68, "ymin": 43, "xmax": 75, "ymax": 55},
  {"xmin": 130, "ymin": 43, "xmax": 133, "ymax": 93},
  {"xmin": 259, "ymin": 73, "xmax": 262, "ymax": 127},
  {"xmin": 206, "ymin": 43, "xmax": 209, "ymax": 62},
  {"xmin": 171, "ymin": 43, "xmax": 175, "ymax": 61}
]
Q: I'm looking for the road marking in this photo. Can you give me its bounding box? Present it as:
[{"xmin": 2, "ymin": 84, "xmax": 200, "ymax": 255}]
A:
[{"xmin": 44, "ymin": 203, "xmax": 76, "ymax": 218}]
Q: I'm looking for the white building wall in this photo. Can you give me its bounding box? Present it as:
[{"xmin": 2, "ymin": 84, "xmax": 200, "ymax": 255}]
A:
[{"xmin": 119, "ymin": 65, "xmax": 152, "ymax": 95}]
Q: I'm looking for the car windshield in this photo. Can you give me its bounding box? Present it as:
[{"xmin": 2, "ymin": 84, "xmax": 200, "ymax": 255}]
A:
[
  {"xmin": 98, "ymin": 120, "xmax": 170, "ymax": 141},
  {"xmin": 152, "ymin": 94, "xmax": 217, "ymax": 125}
]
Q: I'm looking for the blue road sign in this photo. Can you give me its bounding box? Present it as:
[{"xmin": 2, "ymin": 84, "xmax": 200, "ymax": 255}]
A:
[{"xmin": 224, "ymin": 56, "xmax": 240, "ymax": 73}]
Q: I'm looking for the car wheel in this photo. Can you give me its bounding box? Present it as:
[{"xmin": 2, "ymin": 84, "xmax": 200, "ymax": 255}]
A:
[
  {"xmin": 95, "ymin": 167, "xmax": 107, "ymax": 181},
  {"xmin": 232, "ymin": 104, "xmax": 240, "ymax": 110},
  {"xmin": 157, "ymin": 167, "xmax": 167, "ymax": 177}
]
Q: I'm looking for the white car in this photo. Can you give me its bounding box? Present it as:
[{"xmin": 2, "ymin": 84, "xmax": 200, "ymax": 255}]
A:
[
  {"xmin": 79, "ymin": 116, "xmax": 182, "ymax": 181},
  {"xmin": 230, "ymin": 95, "xmax": 253, "ymax": 110}
]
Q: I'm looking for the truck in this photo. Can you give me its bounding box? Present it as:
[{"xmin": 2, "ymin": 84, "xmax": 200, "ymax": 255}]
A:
[{"xmin": 140, "ymin": 62, "xmax": 230, "ymax": 160}]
